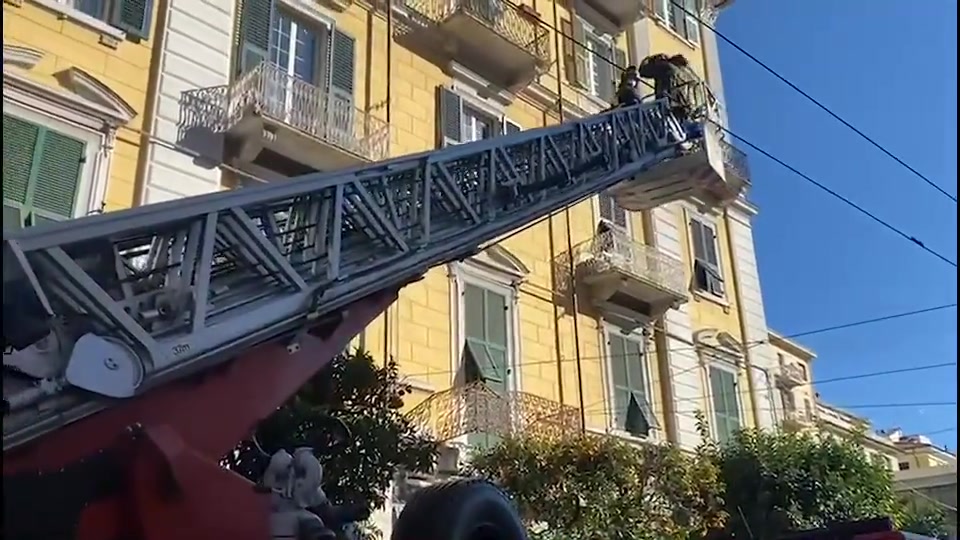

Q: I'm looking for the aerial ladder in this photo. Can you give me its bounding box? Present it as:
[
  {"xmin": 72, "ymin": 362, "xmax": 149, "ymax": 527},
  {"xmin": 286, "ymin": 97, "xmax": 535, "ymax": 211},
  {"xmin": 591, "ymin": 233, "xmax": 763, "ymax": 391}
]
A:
[{"xmin": 2, "ymin": 92, "xmax": 745, "ymax": 540}]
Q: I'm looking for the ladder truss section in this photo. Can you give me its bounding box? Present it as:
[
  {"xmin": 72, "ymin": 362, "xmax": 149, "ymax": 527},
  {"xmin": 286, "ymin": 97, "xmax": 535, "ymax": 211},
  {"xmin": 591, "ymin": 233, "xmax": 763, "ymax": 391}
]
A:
[{"xmin": 2, "ymin": 100, "xmax": 685, "ymax": 448}]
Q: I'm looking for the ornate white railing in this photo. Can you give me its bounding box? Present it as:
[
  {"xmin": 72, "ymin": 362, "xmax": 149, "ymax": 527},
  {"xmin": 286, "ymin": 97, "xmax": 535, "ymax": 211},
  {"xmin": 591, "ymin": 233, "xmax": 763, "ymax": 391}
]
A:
[
  {"xmin": 573, "ymin": 229, "xmax": 687, "ymax": 298},
  {"xmin": 180, "ymin": 61, "xmax": 390, "ymax": 162},
  {"xmin": 406, "ymin": 381, "xmax": 580, "ymax": 442}
]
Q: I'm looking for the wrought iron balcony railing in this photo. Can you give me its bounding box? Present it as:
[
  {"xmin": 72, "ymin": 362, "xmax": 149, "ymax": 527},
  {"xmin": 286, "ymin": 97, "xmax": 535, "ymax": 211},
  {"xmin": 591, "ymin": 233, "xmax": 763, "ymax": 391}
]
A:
[
  {"xmin": 405, "ymin": 381, "xmax": 581, "ymax": 442},
  {"xmin": 401, "ymin": 0, "xmax": 550, "ymax": 67},
  {"xmin": 573, "ymin": 229, "xmax": 687, "ymax": 299},
  {"xmin": 179, "ymin": 61, "xmax": 390, "ymax": 163}
]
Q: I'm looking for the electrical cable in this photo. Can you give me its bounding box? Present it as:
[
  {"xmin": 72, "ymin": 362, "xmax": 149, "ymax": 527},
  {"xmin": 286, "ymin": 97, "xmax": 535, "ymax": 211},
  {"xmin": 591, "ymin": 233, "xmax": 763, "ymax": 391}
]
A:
[
  {"xmin": 666, "ymin": 0, "xmax": 958, "ymax": 204},
  {"xmin": 487, "ymin": 1, "xmax": 958, "ymax": 269},
  {"xmin": 398, "ymin": 303, "xmax": 957, "ymax": 378}
]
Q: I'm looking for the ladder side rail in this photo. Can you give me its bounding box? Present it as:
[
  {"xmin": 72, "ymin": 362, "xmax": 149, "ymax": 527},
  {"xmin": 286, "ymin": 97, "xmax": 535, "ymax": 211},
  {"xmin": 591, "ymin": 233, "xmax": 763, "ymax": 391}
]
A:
[{"xmin": 3, "ymin": 99, "xmax": 682, "ymax": 415}]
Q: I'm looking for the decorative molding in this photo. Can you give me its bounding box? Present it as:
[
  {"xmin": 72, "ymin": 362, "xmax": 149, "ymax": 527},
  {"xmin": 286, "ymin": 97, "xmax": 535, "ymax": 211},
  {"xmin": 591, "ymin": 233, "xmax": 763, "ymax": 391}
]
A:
[
  {"xmin": 57, "ymin": 67, "xmax": 137, "ymax": 123},
  {"xmin": 467, "ymin": 244, "xmax": 530, "ymax": 284},
  {"xmin": 448, "ymin": 63, "xmax": 516, "ymax": 108},
  {"xmin": 520, "ymin": 82, "xmax": 599, "ymax": 120},
  {"xmin": 693, "ymin": 328, "xmax": 743, "ymax": 365},
  {"xmin": 2, "ymin": 44, "xmax": 45, "ymax": 70}
]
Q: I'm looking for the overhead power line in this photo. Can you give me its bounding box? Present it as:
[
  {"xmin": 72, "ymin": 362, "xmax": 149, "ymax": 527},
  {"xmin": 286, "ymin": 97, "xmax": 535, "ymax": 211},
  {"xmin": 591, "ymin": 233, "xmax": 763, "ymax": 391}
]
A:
[
  {"xmin": 492, "ymin": 1, "xmax": 957, "ymax": 269},
  {"xmin": 668, "ymin": 0, "xmax": 958, "ymax": 204}
]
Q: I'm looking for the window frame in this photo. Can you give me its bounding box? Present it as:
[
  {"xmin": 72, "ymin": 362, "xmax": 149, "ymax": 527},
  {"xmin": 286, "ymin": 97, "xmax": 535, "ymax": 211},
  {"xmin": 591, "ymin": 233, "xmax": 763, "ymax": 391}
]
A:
[
  {"xmin": 602, "ymin": 323, "xmax": 658, "ymax": 441},
  {"xmin": 450, "ymin": 261, "xmax": 521, "ymax": 394},
  {"xmin": 655, "ymin": 0, "xmax": 701, "ymax": 46},
  {"xmin": 438, "ymin": 86, "xmax": 522, "ymax": 147},
  {"xmin": 596, "ymin": 192, "xmax": 631, "ymax": 235},
  {"xmin": 706, "ymin": 359, "xmax": 742, "ymax": 445},
  {"xmin": 579, "ymin": 18, "xmax": 615, "ymax": 100},
  {"xmin": 3, "ymin": 101, "xmax": 108, "ymax": 222},
  {"xmin": 688, "ymin": 212, "xmax": 726, "ymax": 299}
]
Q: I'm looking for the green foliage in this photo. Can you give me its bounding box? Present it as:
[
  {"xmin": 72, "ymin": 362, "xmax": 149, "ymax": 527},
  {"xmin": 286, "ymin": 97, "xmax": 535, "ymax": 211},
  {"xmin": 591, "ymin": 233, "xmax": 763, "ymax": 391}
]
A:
[
  {"xmin": 468, "ymin": 433, "xmax": 726, "ymax": 540},
  {"xmin": 708, "ymin": 427, "xmax": 901, "ymax": 539},
  {"xmin": 897, "ymin": 497, "xmax": 952, "ymax": 539},
  {"xmin": 224, "ymin": 349, "xmax": 439, "ymax": 512}
]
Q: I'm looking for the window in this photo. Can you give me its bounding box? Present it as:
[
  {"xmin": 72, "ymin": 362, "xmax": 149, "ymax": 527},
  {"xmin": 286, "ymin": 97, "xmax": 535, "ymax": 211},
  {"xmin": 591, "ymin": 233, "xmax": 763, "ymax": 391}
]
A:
[
  {"xmin": 461, "ymin": 280, "xmax": 514, "ymax": 449},
  {"xmin": 234, "ymin": 0, "xmax": 356, "ymax": 130},
  {"xmin": 67, "ymin": 0, "xmax": 153, "ymax": 39},
  {"xmin": 436, "ymin": 88, "xmax": 521, "ymax": 147},
  {"xmin": 605, "ymin": 328, "xmax": 657, "ymax": 438},
  {"xmin": 689, "ymin": 216, "xmax": 724, "ymax": 297},
  {"xmin": 653, "ymin": 0, "xmax": 700, "ymax": 45},
  {"xmin": 598, "ymin": 193, "xmax": 629, "ymax": 231},
  {"xmin": 462, "ymin": 283, "xmax": 510, "ymax": 392},
  {"xmin": 898, "ymin": 461, "xmax": 910, "ymax": 471},
  {"xmin": 3, "ymin": 114, "xmax": 88, "ymax": 230},
  {"xmin": 708, "ymin": 365, "xmax": 740, "ymax": 444},
  {"xmin": 561, "ymin": 18, "xmax": 626, "ymax": 103}
]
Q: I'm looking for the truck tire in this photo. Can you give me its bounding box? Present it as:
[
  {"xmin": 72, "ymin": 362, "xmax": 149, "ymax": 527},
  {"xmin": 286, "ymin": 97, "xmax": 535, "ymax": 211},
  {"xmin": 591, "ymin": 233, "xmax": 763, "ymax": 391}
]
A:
[{"xmin": 391, "ymin": 478, "xmax": 527, "ymax": 540}]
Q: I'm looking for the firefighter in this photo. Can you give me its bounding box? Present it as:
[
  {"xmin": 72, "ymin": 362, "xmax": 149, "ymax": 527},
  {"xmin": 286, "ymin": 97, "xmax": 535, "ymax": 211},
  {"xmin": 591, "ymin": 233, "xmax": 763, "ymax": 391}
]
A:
[
  {"xmin": 616, "ymin": 65, "xmax": 643, "ymax": 107},
  {"xmin": 637, "ymin": 53, "xmax": 696, "ymax": 122}
]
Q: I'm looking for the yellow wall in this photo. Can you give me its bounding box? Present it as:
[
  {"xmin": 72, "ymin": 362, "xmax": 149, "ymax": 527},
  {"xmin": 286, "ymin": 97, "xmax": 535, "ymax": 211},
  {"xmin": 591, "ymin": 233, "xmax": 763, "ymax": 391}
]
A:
[
  {"xmin": 3, "ymin": 0, "xmax": 157, "ymax": 211},
  {"xmin": 354, "ymin": 2, "xmax": 748, "ymax": 440}
]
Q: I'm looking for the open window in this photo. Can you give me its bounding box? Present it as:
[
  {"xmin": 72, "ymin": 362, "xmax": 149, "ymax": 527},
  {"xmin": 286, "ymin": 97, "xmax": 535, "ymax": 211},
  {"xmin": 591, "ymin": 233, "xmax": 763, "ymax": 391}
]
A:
[
  {"xmin": 605, "ymin": 327, "xmax": 658, "ymax": 438},
  {"xmin": 690, "ymin": 216, "xmax": 725, "ymax": 297}
]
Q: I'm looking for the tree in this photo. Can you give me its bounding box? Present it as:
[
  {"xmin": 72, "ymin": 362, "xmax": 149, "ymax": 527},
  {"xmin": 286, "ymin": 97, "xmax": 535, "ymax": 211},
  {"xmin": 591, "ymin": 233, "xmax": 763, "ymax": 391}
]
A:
[
  {"xmin": 224, "ymin": 349, "xmax": 439, "ymax": 515},
  {"xmin": 898, "ymin": 497, "xmax": 952, "ymax": 540},
  {"xmin": 468, "ymin": 432, "xmax": 726, "ymax": 540},
  {"xmin": 706, "ymin": 426, "xmax": 905, "ymax": 539}
]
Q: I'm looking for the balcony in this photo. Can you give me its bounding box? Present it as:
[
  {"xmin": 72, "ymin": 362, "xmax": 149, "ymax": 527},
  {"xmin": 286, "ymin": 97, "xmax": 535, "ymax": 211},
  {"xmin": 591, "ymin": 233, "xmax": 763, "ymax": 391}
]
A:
[
  {"xmin": 569, "ymin": 229, "xmax": 687, "ymax": 324},
  {"xmin": 405, "ymin": 381, "xmax": 581, "ymax": 442},
  {"xmin": 776, "ymin": 362, "xmax": 806, "ymax": 388},
  {"xmin": 395, "ymin": 0, "xmax": 550, "ymax": 89},
  {"xmin": 783, "ymin": 407, "xmax": 816, "ymax": 429},
  {"xmin": 178, "ymin": 61, "xmax": 390, "ymax": 171},
  {"xmin": 608, "ymin": 83, "xmax": 752, "ymax": 211}
]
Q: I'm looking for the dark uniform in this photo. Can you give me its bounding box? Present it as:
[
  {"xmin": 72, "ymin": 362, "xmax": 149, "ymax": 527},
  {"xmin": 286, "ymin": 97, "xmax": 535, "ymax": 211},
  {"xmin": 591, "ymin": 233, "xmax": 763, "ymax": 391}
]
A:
[
  {"xmin": 616, "ymin": 66, "xmax": 643, "ymax": 107},
  {"xmin": 637, "ymin": 53, "xmax": 697, "ymax": 124}
]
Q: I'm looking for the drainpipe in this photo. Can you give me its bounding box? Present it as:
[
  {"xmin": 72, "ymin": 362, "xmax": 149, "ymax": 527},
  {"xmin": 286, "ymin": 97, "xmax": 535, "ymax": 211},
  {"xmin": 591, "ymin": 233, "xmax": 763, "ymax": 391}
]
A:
[{"xmin": 381, "ymin": 0, "xmax": 395, "ymax": 364}]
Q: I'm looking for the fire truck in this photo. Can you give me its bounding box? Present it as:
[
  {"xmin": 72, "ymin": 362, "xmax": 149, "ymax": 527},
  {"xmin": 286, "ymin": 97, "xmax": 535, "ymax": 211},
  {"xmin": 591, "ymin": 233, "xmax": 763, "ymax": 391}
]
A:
[{"xmin": 2, "ymin": 91, "xmax": 745, "ymax": 540}]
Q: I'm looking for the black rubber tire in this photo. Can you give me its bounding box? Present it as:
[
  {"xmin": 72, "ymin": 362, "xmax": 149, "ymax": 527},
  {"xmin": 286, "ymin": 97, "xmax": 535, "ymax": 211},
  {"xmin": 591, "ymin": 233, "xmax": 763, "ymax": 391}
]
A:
[{"xmin": 391, "ymin": 478, "xmax": 527, "ymax": 540}]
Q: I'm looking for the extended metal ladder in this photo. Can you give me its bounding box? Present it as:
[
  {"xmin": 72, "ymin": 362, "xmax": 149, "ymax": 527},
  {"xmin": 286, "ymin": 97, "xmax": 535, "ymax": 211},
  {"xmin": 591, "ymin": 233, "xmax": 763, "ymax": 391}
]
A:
[{"xmin": 2, "ymin": 98, "xmax": 734, "ymax": 450}]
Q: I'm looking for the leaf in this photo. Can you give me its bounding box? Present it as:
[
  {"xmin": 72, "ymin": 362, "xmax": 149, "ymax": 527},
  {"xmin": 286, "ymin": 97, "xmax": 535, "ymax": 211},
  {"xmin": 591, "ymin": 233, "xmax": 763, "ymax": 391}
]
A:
[{"xmin": 223, "ymin": 349, "xmax": 439, "ymax": 514}]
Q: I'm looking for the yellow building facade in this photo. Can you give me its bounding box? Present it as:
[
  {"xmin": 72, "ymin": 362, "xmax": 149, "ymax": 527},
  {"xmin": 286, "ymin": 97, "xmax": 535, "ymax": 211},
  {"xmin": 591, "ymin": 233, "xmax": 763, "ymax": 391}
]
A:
[
  {"xmin": 158, "ymin": 0, "xmax": 769, "ymax": 456},
  {"xmin": 3, "ymin": 0, "xmax": 157, "ymax": 222}
]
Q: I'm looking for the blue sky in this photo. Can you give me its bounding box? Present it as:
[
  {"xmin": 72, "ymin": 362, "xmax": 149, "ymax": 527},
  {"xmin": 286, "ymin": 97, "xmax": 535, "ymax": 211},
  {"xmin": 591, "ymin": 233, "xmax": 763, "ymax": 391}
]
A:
[{"xmin": 718, "ymin": 0, "xmax": 958, "ymax": 450}]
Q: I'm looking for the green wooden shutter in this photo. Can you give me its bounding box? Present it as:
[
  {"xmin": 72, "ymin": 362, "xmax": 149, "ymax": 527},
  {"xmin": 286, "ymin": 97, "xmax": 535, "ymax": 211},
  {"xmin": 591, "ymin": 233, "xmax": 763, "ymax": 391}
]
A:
[
  {"xmin": 111, "ymin": 0, "xmax": 153, "ymax": 40},
  {"xmin": 328, "ymin": 29, "xmax": 355, "ymax": 103},
  {"xmin": 3, "ymin": 115, "xmax": 39, "ymax": 229},
  {"xmin": 3, "ymin": 115, "xmax": 85, "ymax": 230},
  {"xmin": 437, "ymin": 87, "xmax": 462, "ymax": 146},
  {"xmin": 710, "ymin": 367, "xmax": 739, "ymax": 444},
  {"xmin": 463, "ymin": 284, "xmax": 508, "ymax": 392},
  {"xmin": 236, "ymin": 0, "xmax": 274, "ymax": 76},
  {"xmin": 608, "ymin": 332, "xmax": 655, "ymax": 436}
]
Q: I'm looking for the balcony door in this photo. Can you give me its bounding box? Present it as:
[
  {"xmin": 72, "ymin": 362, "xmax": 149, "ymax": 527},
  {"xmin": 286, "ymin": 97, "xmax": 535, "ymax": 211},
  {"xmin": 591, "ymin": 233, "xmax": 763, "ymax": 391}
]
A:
[{"xmin": 268, "ymin": 12, "xmax": 325, "ymax": 134}]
